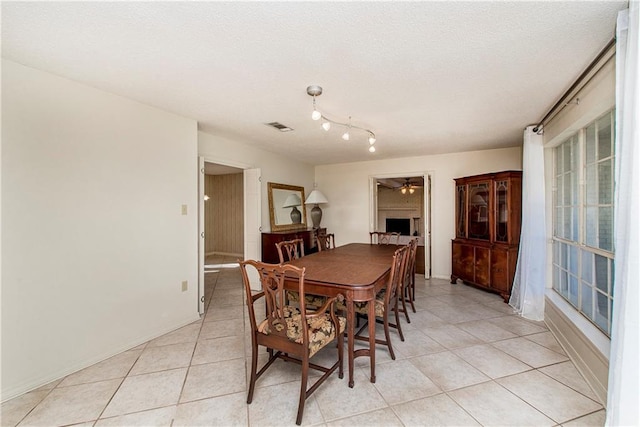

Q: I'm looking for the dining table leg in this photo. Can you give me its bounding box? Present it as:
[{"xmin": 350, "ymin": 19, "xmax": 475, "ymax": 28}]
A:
[
  {"xmin": 368, "ymin": 298, "xmax": 376, "ymax": 383},
  {"xmin": 347, "ymin": 297, "xmax": 356, "ymax": 388}
]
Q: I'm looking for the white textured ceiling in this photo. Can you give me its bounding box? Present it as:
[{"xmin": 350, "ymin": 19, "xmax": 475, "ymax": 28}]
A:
[{"xmin": 1, "ymin": 1, "xmax": 627, "ymax": 165}]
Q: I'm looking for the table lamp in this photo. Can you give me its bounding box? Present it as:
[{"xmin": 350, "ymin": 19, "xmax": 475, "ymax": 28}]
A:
[
  {"xmin": 283, "ymin": 193, "xmax": 302, "ymax": 224},
  {"xmin": 305, "ymin": 190, "xmax": 328, "ymax": 228}
]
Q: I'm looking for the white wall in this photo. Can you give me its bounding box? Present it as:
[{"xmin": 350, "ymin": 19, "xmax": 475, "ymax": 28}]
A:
[
  {"xmin": 1, "ymin": 60, "xmax": 200, "ymax": 400},
  {"xmin": 198, "ymin": 131, "xmax": 315, "ymax": 231},
  {"xmin": 314, "ymin": 147, "xmax": 523, "ymax": 279}
]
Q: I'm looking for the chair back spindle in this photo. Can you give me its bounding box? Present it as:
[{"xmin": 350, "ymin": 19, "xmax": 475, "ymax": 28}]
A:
[{"xmin": 369, "ymin": 231, "xmax": 400, "ymax": 245}]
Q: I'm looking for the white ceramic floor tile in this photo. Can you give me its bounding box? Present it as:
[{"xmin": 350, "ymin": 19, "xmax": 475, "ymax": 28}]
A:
[
  {"xmin": 314, "ymin": 369, "xmax": 387, "ymax": 421},
  {"xmin": 405, "ymin": 309, "xmax": 448, "ymax": 329},
  {"xmin": 449, "ymin": 381, "xmax": 555, "ymax": 426},
  {"xmin": 482, "ymin": 300, "xmax": 518, "ymax": 315},
  {"xmin": 59, "ymin": 349, "xmax": 141, "ymax": 387},
  {"xmin": 456, "ymin": 319, "xmax": 518, "ymax": 342},
  {"xmin": 0, "ymin": 390, "xmax": 50, "ymax": 427},
  {"xmin": 199, "ymin": 318, "xmax": 245, "ymax": 340},
  {"xmin": 173, "ymin": 393, "xmax": 248, "ymax": 426},
  {"xmin": 539, "ymin": 361, "xmax": 600, "ymax": 401},
  {"xmin": 191, "ymin": 335, "xmax": 245, "ymax": 365},
  {"xmin": 425, "ymin": 304, "xmax": 491, "ymax": 324},
  {"xmin": 525, "ymin": 331, "xmax": 566, "ymax": 355},
  {"xmin": 393, "ymin": 393, "xmax": 481, "ymax": 426},
  {"xmin": 204, "ymin": 305, "xmax": 245, "ymax": 322},
  {"xmin": 210, "ymin": 293, "xmax": 244, "ymax": 308},
  {"xmin": 492, "ymin": 337, "xmax": 568, "ymax": 368},
  {"xmin": 180, "ymin": 358, "xmax": 246, "ymax": 402},
  {"xmin": 487, "ymin": 316, "xmax": 548, "ymax": 336},
  {"xmin": 247, "ymin": 380, "xmax": 324, "ymax": 426},
  {"xmin": 326, "ymin": 407, "xmax": 403, "ymax": 427},
  {"xmin": 146, "ymin": 322, "xmax": 201, "ymax": 347},
  {"xmin": 246, "ymin": 353, "xmax": 306, "ymax": 388},
  {"xmin": 422, "ymin": 324, "xmax": 483, "ymax": 349},
  {"xmin": 129, "ymin": 342, "xmax": 195, "ymax": 375},
  {"xmin": 391, "ymin": 329, "xmax": 445, "ymax": 357},
  {"xmin": 433, "ymin": 294, "xmax": 479, "ymax": 307},
  {"xmin": 371, "ymin": 359, "xmax": 441, "ymax": 405},
  {"xmin": 18, "ymin": 379, "xmax": 121, "ymax": 426},
  {"xmin": 95, "ymin": 406, "xmax": 176, "ymax": 426},
  {"xmin": 410, "ymin": 351, "xmax": 490, "ymax": 391},
  {"xmin": 453, "ymin": 344, "xmax": 531, "ymax": 379},
  {"xmin": 497, "ymin": 370, "xmax": 602, "ymax": 424},
  {"xmin": 562, "ymin": 410, "xmax": 606, "ymax": 427},
  {"xmin": 101, "ymin": 368, "xmax": 186, "ymax": 418}
]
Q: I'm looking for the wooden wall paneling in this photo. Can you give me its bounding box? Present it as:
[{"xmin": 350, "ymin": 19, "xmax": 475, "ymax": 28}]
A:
[{"xmin": 204, "ymin": 173, "xmax": 243, "ymax": 255}]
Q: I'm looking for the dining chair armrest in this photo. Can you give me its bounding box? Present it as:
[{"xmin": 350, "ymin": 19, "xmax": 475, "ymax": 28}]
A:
[
  {"xmin": 304, "ymin": 293, "xmax": 344, "ymax": 320},
  {"xmin": 249, "ymin": 291, "xmax": 265, "ymax": 303}
]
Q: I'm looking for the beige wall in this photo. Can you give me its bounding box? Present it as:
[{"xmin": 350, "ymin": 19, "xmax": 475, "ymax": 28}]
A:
[
  {"xmin": 204, "ymin": 173, "xmax": 244, "ymax": 255},
  {"xmin": 1, "ymin": 60, "xmax": 199, "ymax": 400},
  {"xmin": 315, "ymin": 146, "xmax": 523, "ymax": 279}
]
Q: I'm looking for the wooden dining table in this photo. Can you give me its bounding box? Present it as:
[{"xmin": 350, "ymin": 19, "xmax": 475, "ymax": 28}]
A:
[{"xmin": 285, "ymin": 242, "xmax": 397, "ymax": 387}]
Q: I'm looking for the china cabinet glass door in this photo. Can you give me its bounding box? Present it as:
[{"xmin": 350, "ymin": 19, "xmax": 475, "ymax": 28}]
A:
[{"xmin": 468, "ymin": 182, "xmax": 490, "ymax": 240}]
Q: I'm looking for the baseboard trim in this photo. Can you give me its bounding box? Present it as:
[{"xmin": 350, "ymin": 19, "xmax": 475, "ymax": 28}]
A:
[{"xmin": 545, "ymin": 296, "xmax": 609, "ymax": 405}]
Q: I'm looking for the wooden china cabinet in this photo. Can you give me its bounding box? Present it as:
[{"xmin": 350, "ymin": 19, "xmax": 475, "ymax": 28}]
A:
[{"xmin": 451, "ymin": 171, "xmax": 522, "ymax": 302}]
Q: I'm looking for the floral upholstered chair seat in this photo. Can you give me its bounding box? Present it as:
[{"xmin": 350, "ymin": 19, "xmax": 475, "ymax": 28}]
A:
[
  {"xmin": 257, "ymin": 306, "xmax": 346, "ymax": 357},
  {"xmin": 286, "ymin": 290, "xmax": 327, "ymax": 309},
  {"xmin": 336, "ymin": 288, "xmax": 387, "ymax": 318}
]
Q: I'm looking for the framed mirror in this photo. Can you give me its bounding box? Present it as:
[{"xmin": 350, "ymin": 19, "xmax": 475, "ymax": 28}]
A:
[{"xmin": 268, "ymin": 182, "xmax": 307, "ymax": 232}]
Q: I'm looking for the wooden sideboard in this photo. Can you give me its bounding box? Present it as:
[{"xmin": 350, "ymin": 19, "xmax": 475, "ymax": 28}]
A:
[
  {"xmin": 451, "ymin": 171, "xmax": 522, "ymax": 302},
  {"xmin": 261, "ymin": 228, "xmax": 324, "ymax": 264}
]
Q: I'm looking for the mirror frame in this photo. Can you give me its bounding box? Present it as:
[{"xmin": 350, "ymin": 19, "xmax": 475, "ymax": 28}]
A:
[{"xmin": 267, "ymin": 182, "xmax": 308, "ymax": 232}]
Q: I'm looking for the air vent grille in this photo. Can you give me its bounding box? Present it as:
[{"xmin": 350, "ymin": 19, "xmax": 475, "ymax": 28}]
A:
[{"xmin": 265, "ymin": 122, "xmax": 294, "ymax": 132}]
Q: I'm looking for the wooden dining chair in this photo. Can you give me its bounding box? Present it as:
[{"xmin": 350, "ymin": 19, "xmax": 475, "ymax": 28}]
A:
[
  {"xmin": 337, "ymin": 244, "xmax": 409, "ymax": 360},
  {"xmin": 399, "ymin": 238, "xmax": 418, "ymax": 323},
  {"xmin": 276, "ymin": 238, "xmax": 325, "ymax": 308},
  {"xmin": 369, "ymin": 231, "xmax": 400, "ymax": 245},
  {"xmin": 276, "ymin": 238, "xmax": 305, "ymax": 263},
  {"xmin": 316, "ymin": 233, "xmax": 335, "ymax": 251},
  {"xmin": 239, "ymin": 260, "xmax": 345, "ymax": 425}
]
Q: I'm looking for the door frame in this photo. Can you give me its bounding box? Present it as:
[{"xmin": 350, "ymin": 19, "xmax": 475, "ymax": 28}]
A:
[
  {"xmin": 368, "ymin": 171, "xmax": 433, "ymax": 278},
  {"xmin": 198, "ymin": 156, "xmax": 255, "ymax": 314}
]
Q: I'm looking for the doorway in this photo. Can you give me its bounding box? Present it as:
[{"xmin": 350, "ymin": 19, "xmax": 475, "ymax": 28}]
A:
[
  {"xmin": 197, "ymin": 158, "xmax": 260, "ymax": 314},
  {"xmin": 370, "ymin": 173, "xmax": 432, "ymax": 278}
]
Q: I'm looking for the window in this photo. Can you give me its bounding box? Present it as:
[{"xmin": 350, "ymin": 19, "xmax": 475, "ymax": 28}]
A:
[{"xmin": 552, "ymin": 110, "xmax": 615, "ymax": 336}]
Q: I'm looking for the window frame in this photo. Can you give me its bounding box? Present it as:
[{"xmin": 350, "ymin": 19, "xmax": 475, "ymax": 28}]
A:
[{"xmin": 551, "ymin": 110, "xmax": 615, "ymax": 337}]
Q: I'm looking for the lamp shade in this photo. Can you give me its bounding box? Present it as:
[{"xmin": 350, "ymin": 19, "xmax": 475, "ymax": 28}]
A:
[
  {"xmin": 282, "ymin": 193, "xmax": 302, "ymax": 208},
  {"xmin": 305, "ymin": 190, "xmax": 328, "ymax": 205}
]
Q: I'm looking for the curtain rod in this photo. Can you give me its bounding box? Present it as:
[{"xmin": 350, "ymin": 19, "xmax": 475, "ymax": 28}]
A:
[{"xmin": 533, "ymin": 38, "xmax": 616, "ymax": 133}]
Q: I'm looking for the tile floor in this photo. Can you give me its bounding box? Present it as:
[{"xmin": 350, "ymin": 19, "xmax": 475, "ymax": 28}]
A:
[{"xmin": 2, "ymin": 255, "xmax": 606, "ymax": 426}]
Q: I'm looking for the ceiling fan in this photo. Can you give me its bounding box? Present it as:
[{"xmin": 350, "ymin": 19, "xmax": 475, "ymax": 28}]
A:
[
  {"xmin": 399, "ymin": 178, "xmax": 417, "ymax": 194},
  {"xmin": 376, "ymin": 177, "xmax": 424, "ymax": 192}
]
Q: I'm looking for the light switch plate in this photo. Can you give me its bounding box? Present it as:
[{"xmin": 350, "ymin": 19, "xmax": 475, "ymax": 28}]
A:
[
  {"xmin": 181, "ymin": 204, "xmax": 188, "ymax": 215},
  {"xmin": 181, "ymin": 280, "xmax": 188, "ymax": 292}
]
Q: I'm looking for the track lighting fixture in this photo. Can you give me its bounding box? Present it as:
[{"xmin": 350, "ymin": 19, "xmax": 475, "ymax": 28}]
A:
[{"xmin": 306, "ymin": 85, "xmax": 376, "ymax": 154}]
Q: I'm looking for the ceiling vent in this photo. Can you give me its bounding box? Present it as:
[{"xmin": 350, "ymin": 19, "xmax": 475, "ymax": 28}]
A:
[{"xmin": 265, "ymin": 122, "xmax": 293, "ymax": 132}]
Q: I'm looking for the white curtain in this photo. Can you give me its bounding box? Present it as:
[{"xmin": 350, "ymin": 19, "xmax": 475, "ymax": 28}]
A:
[
  {"xmin": 606, "ymin": 4, "xmax": 640, "ymax": 427},
  {"xmin": 509, "ymin": 126, "xmax": 546, "ymax": 321}
]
